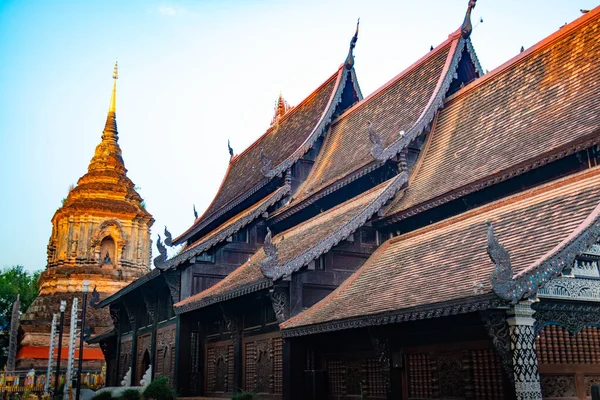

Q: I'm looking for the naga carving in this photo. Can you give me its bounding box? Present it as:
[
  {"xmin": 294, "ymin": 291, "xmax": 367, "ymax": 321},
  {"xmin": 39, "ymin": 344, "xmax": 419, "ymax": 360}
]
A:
[
  {"xmin": 486, "ymin": 221, "xmax": 516, "ymax": 302},
  {"xmin": 461, "ymin": 0, "xmax": 477, "ymax": 39},
  {"xmin": 487, "ymin": 203, "xmax": 600, "ymax": 304},
  {"xmin": 368, "ymin": 121, "xmax": 384, "ymax": 159},
  {"xmin": 154, "ymin": 234, "xmax": 168, "ymax": 269},
  {"xmin": 260, "ymin": 228, "xmax": 279, "ymax": 277},
  {"xmin": 164, "ymin": 226, "xmax": 173, "ymax": 247},
  {"xmin": 259, "ymin": 148, "xmax": 272, "ymax": 176}
]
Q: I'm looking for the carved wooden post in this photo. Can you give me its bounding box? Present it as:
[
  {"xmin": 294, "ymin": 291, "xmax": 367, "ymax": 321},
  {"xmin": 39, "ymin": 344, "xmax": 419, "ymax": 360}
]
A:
[{"xmin": 506, "ymin": 300, "xmax": 542, "ymax": 400}]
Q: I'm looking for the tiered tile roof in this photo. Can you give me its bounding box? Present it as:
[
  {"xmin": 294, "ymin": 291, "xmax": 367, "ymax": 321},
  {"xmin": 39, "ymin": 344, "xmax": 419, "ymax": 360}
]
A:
[
  {"xmin": 385, "ymin": 7, "xmax": 600, "ymax": 222},
  {"xmin": 282, "ymin": 167, "xmax": 600, "ymax": 335},
  {"xmin": 175, "ymin": 65, "xmax": 361, "ymax": 244},
  {"xmin": 174, "ymin": 173, "xmax": 407, "ymax": 313}
]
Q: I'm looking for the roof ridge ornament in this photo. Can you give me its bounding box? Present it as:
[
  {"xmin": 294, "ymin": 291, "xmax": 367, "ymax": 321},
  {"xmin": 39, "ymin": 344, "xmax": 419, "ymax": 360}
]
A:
[
  {"xmin": 344, "ymin": 18, "xmax": 360, "ymax": 70},
  {"xmin": 461, "ymin": 0, "xmax": 477, "ymax": 39},
  {"xmin": 271, "ymin": 93, "xmax": 292, "ymax": 126},
  {"xmin": 164, "ymin": 226, "xmax": 173, "ymax": 247},
  {"xmin": 154, "ymin": 234, "xmax": 168, "ymax": 269},
  {"xmin": 228, "ymin": 139, "xmax": 234, "ymax": 160}
]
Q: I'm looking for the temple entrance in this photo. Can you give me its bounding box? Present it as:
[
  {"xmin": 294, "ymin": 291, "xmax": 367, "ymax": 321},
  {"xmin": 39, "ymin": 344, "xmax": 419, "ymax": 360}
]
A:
[{"xmin": 141, "ymin": 350, "xmax": 150, "ymax": 380}]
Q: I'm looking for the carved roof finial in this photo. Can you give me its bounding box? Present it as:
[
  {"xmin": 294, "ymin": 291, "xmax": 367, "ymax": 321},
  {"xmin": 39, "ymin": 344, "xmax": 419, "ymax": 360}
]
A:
[
  {"xmin": 228, "ymin": 139, "xmax": 234, "ymax": 160},
  {"xmin": 193, "ymin": 204, "xmax": 198, "ymax": 220},
  {"xmin": 344, "ymin": 18, "xmax": 360, "ymax": 70},
  {"xmin": 461, "ymin": 0, "xmax": 477, "ymax": 39},
  {"xmin": 164, "ymin": 226, "xmax": 173, "ymax": 247},
  {"xmin": 153, "ymin": 234, "xmax": 168, "ymax": 269},
  {"xmin": 271, "ymin": 93, "xmax": 291, "ymax": 126}
]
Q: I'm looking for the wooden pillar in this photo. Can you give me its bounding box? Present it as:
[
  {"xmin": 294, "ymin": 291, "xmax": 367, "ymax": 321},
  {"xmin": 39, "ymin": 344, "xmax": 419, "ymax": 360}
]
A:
[
  {"xmin": 283, "ymin": 338, "xmax": 293, "ymax": 400},
  {"xmin": 114, "ymin": 331, "xmax": 122, "ymax": 385},
  {"xmin": 149, "ymin": 311, "xmax": 158, "ymax": 380},
  {"xmin": 129, "ymin": 324, "xmax": 138, "ymax": 385},
  {"xmin": 232, "ymin": 322, "xmax": 242, "ymax": 393},
  {"xmin": 174, "ymin": 315, "xmax": 183, "ymax": 394},
  {"xmin": 221, "ymin": 305, "xmax": 242, "ymax": 393},
  {"xmin": 507, "ymin": 300, "xmax": 542, "ymax": 400}
]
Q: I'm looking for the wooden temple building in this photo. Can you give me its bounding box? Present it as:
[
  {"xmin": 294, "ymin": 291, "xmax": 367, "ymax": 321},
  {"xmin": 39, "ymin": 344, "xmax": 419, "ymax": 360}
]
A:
[
  {"xmin": 93, "ymin": 3, "xmax": 600, "ymax": 399},
  {"xmin": 18, "ymin": 64, "xmax": 154, "ymax": 370}
]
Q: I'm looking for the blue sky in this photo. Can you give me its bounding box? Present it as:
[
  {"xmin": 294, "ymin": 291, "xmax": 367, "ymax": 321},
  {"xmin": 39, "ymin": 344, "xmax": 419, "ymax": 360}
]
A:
[{"xmin": 0, "ymin": 0, "xmax": 597, "ymax": 272}]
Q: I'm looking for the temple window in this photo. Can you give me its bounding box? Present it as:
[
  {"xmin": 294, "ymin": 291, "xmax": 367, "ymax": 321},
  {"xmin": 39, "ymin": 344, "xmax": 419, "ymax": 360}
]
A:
[{"xmin": 100, "ymin": 236, "xmax": 116, "ymax": 266}]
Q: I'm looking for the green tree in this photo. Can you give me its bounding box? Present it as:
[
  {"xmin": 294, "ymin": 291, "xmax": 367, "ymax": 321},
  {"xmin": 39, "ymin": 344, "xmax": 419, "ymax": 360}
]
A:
[{"xmin": 0, "ymin": 266, "xmax": 40, "ymax": 368}]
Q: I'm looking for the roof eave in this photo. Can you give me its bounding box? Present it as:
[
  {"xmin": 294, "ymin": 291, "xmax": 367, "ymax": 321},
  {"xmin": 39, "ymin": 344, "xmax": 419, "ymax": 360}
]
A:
[{"xmin": 281, "ymin": 293, "xmax": 506, "ymax": 338}]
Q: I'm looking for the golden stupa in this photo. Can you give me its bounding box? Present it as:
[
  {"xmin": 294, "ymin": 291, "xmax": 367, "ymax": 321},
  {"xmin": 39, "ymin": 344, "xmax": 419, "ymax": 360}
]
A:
[{"xmin": 18, "ymin": 63, "xmax": 154, "ymax": 370}]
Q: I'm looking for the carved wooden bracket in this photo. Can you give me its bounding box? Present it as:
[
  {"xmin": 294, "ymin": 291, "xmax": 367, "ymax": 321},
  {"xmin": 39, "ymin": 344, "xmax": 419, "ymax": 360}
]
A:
[
  {"xmin": 480, "ymin": 309, "xmax": 514, "ymax": 386},
  {"xmin": 162, "ymin": 271, "xmax": 181, "ymax": 304},
  {"xmin": 220, "ymin": 305, "xmax": 241, "ymax": 349},
  {"xmin": 270, "ymin": 288, "xmax": 289, "ymax": 324},
  {"xmin": 141, "ymin": 287, "xmax": 156, "ymax": 323}
]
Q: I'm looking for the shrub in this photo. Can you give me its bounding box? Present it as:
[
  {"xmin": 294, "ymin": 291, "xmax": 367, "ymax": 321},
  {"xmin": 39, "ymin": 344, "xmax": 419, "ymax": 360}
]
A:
[
  {"xmin": 231, "ymin": 392, "xmax": 255, "ymax": 400},
  {"xmin": 119, "ymin": 389, "xmax": 141, "ymax": 400},
  {"xmin": 143, "ymin": 377, "xmax": 175, "ymax": 400},
  {"xmin": 92, "ymin": 391, "xmax": 113, "ymax": 400}
]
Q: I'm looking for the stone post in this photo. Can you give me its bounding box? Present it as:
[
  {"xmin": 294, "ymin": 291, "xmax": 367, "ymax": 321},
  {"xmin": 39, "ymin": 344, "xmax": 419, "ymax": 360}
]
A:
[
  {"xmin": 45, "ymin": 313, "xmax": 58, "ymax": 393},
  {"xmin": 6, "ymin": 295, "xmax": 20, "ymax": 371},
  {"xmin": 64, "ymin": 298, "xmax": 79, "ymax": 400},
  {"xmin": 506, "ymin": 300, "xmax": 542, "ymax": 400}
]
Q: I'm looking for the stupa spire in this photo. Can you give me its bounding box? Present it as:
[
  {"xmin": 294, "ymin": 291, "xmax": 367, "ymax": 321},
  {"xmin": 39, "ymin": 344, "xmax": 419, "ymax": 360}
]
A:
[
  {"xmin": 109, "ymin": 61, "xmax": 118, "ymax": 113},
  {"xmin": 103, "ymin": 61, "xmax": 119, "ymax": 139},
  {"xmin": 89, "ymin": 62, "xmax": 125, "ymax": 173}
]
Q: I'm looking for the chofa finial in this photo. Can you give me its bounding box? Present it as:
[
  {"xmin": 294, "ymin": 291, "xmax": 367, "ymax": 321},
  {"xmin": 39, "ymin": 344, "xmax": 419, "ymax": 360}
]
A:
[
  {"xmin": 228, "ymin": 139, "xmax": 234, "ymax": 160},
  {"xmin": 461, "ymin": 0, "xmax": 477, "ymax": 39},
  {"xmin": 344, "ymin": 18, "xmax": 360, "ymax": 70}
]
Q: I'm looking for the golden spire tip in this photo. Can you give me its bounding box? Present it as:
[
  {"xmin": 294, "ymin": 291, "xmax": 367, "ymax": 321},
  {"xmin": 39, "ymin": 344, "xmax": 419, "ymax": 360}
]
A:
[{"xmin": 109, "ymin": 61, "xmax": 118, "ymax": 113}]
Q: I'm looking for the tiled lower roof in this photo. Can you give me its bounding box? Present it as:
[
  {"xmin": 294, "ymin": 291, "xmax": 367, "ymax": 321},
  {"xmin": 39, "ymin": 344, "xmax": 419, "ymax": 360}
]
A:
[
  {"xmin": 385, "ymin": 7, "xmax": 600, "ymax": 221},
  {"xmin": 174, "ymin": 173, "xmax": 408, "ymax": 314},
  {"xmin": 282, "ymin": 167, "xmax": 600, "ymax": 335},
  {"xmin": 166, "ymin": 185, "xmax": 290, "ymax": 268}
]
